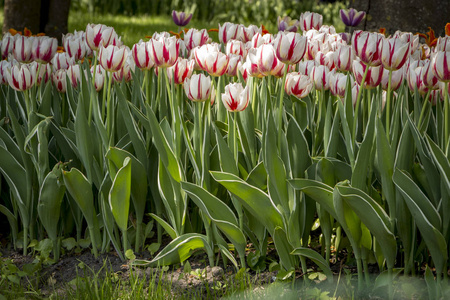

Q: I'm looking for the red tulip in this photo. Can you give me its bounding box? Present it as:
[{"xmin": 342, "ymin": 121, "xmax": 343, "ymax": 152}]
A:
[
  {"xmin": 221, "ymin": 82, "xmax": 250, "ymax": 112},
  {"xmin": 167, "ymin": 57, "xmax": 195, "ymax": 85},
  {"xmin": 274, "ymin": 32, "xmax": 307, "ymax": 65},
  {"xmin": 148, "ymin": 36, "xmax": 179, "ymax": 68},
  {"xmin": 352, "ymin": 59, "xmax": 383, "ymax": 89},
  {"xmin": 285, "ymin": 72, "xmax": 313, "ymax": 98},
  {"xmin": 381, "ymin": 37, "xmax": 410, "ymax": 71},
  {"xmin": 352, "ymin": 30, "xmax": 382, "ymax": 67}
]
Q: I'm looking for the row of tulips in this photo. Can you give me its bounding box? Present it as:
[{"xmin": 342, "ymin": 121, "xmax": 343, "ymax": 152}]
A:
[{"xmin": 1, "ymin": 9, "xmax": 450, "ymax": 298}]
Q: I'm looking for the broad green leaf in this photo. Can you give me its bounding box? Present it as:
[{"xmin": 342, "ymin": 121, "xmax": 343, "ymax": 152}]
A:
[
  {"xmin": 426, "ymin": 135, "xmax": 450, "ymax": 197},
  {"xmin": 213, "ymin": 123, "xmax": 238, "ymax": 176},
  {"xmin": 211, "ymin": 171, "xmax": 285, "ymax": 235},
  {"xmin": 245, "ymin": 161, "xmax": 268, "ymax": 191},
  {"xmin": 393, "ymin": 169, "xmax": 447, "ymax": 275},
  {"xmin": 287, "ymin": 118, "xmax": 311, "ymax": 178},
  {"xmin": 424, "ymin": 265, "xmax": 438, "ymax": 300},
  {"xmin": 374, "ymin": 268, "xmax": 403, "ymax": 289},
  {"xmin": 335, "ymin": 184, "xmax": 396, "ymax": 269},
  {"xmin": 273, "ymin": 227, "xmax": 297, "ymax": 271},
  {"xmin": 291, "ymin": 247, "xmax": 333, "ymax": 282},
  {"xmin": 218, "ymin": 244, "xmax": 239, "ymax": 270},
  {"xmin": 38, "ymin": 166, "xmax": 66, "ymax": 241},
  {"xmin": 0, "ymin": 145, "xmax": 27, "ymax": 205},
  {"xmin": 0, "ymin": 204, "xmax": 18, "ymax": 245},
  {"xmin": 74, "ymin": 94, "xmax": 94, "ymax": 184},
  {"xmin": 109, "ymin": 157, "xmax": 132, "ymax": 231},
  {"xmin": 150, "ymin": 213, "xmax": 178, "ymax": 239}
]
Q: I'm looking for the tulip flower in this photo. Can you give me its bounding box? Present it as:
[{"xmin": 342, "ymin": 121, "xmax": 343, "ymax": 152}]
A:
[
  {"xmin": 0, "ymin": 60, "xmax": 10, "ymax": 85},
  {"xmin": 226, "ymin": 40, "xmax": 247, "ymax": 57},
  {"xmin": 422, "ymin": 59, "xmax": 439, "ymax": 89},
  {"xmin": 184, "ymin": 73, "xmax": 214, "ymax": 102},
  {"xmin": 32, "ymin": 36, "xmax": 58, "ymax": 64},
  {"xmin": 251, "ymin": 32, "xmax": 273, "ymax": 48},
  {"xmin": 432, "ymin": 51, "xmax": 450, "ymax": 82},
  {"xmin": 339, "ymin": 32, "xmax": 351, "ymax": 44},
  {"xmin": 274, "ymin": 32, "xmax": 307, "ymax": 65},
  {"xmin": 256, "ymin": 44, "xmax": 280, "ymax": 76},
  {"xmin": 194, "ymin": 44, "xmax": 229, "ymax": 76},
  {"xmin": 330, "ymin": 72, "xmax": 354, "ymax": 98},
  {"xmin": 339, "ymin": 8, "xmax": 366, "ymax": 27},
  {"xmin": 113, "ymin": 54, "xmax": 135, "ymax": 82},
  {"xmin": 352, "ymin": 60, "xmax": 383, "ymax": 89},
  {"xmin": 352, "ymin": 30, "xmax": 383, "ymax": 67},
  {"xmin": 172, "ymin": 10, "xmax": 193, "ymax": 27},
  {"xmin": 393, "ymin": 31, "xmax": 420, "ymax": 54},
  {"xmin": 285, "ymin": 72, "xmax": 313, "ymax": 98},
  {"xmin": 166, "ymin": 57, "xmax": 195, "ymax": 85},
  {"xmin": 277, "ymin": 16, "xmax": 299, "ymax": 32},
  {"xmin": 241, "ymin": 25, "xmax": 261, "ymax": 43},
  {"xmin": 85, "ymin": 24, "xmax": 119, "ymax": 51},
  {"xmin": 91, "ymin": 65, "xmax": 106, "ymax": 91},
  {"xmin": 299, "ymin": 11, "xmax": 323, "ymax": 32},
  {"xmin": 219, "ymin": 22, "xmax": 243, "ymax": 44},
  {"xmin": 184, "ymin": 28, "xmax": 209, "ymax": 52},
  {"xmin": 148, "ymin": 36, "xmax": 180, "ymax": 68},
  {"xmin": 51, "ymin": 52, "xmax": 76, "ymax": 71},
  {"xmin": 63, "ymin": 33, "xmax": 87, "ymax": 62},
  {"xmin": 311, "ymin": 65, "xmax": 331, "ymax": 90},
  {"xmin": 52, "ymin": 69, "xmax": 67, "ymax": 93},
  {"xmin": 13, "ymin": 35, "xmax": 34, "ymax": 63},
  {"xmin": 334, "ymin": 45, "xmax": 354, "ymax": 72},
  {"xmin": 132, "ymin": 40, "xmax": 154, "ymax": 70},
  {"xmin": 67, "ymin": 64, "xmax": 82, "ymax": 88},
  {"xmin": 407, "ymin": 62, "xmax": 429, "ymax": 95},
  {"xmin": 239, "ymin": 48, "xmax": 264, "ymax": 79},
  {"xmin": 381, "ymin": 37, "xmax": 410, "ymax": 71},
  {"xmin": 305, "ymin": 39, "xmax": 328, "ymax": 60},
  {"xmin": 435, "ymin": 36, "xmax": 450, "ymax": 52},
  {"xmin": 221, "ymin": 82, "xmax": 251, "ymax": 112},
  {"xmin": 34, "ymin": 62, "xmax": 52, "ymax": 85},
  {"xmin": 8, "ymin": 63, "xmax": 36, "ymax": 91},
  {"xmin": 381, "ymin": 67, "xmax": 404, "ymax": 91},
  {"xmin": 226, "ymin": 54, "xmax": 242, "ymax": 77},
  {"xmin": 298, "ymin": 60, "xmax": 317, "ymax": 76},
  {"xmin": 1, "ymin": 33, "xmax": 17, "ymax": 59},
  {"xmin": 315, "ymin": 51, "xmax": 335, "ymax": 70},
  {"xmin": 99, "ymin": 45, "xmax": 128, "ymax": 72}
]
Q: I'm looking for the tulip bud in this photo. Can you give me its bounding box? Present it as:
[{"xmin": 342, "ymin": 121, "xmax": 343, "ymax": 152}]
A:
[
  {"xmin": 8, "ymin": 63, "xmax": 36, "ymax": 91},
  {"xmin": 435, "ymin": 36, "xmax": 450, "ymax": 52},
  {"xmin": 221, "ymin": 82, "xmax": 251, "ymax": 112},
  {"xmin": 285, "ymin": 72, "xmax": 313, "ymax": 98},
  {"xmin": 381, "ymin": 37, "xmax": 410, "ymax": 71},
  {"xmin": 432, "ymin": 51, "xmax": 450, "ymax": 82},
  {"xmin": 132, "ymin": 40, "xmax": 154, "ymax": 70},
  {"xmin": 91, "ymin": 65, "xmax": 106, "ymax": 91},
  {"xmin": 240, "ymin": 49, "xmax": 263, "ymax": 79},
  {"xmin": 352, "ymin": 59, "xmax": 383, "ymax": 89},
  {"xmin": 52, "ymin": 69, "xmax": 67, "ymax": 93},
  {"xmin": 148, "ymin": 36, "xmax": 179, "ymax": 68},
  {"xmin": 13, "ymin": 35, "xmax": 34, "ymax": 63},
  {"xmin": 381, "ymin": 67, "xmax": 404, "ymax": 91},
  {"xmin": 311, "ymin": 65, "xmax": 331, "ymax": 90},
  {"xmin": 219, "ymin": 22, "xmax": 243, "ymax": 44},
  {"xmin": 99, "ymin": 45, "xmax": 128, "ymax": 72},
  {"xmin": 86, "ymin": 24, "xmax": 119, "ymax": 51},
  {"xmin": 256, "ymin": 44, "xmax": 279, "ymax": 76},
  {"xmin": 330, "ymin": 72, "xmax": 354, "ymax": 98},
  {"xmin": 274, "ymin": 32, "xmax": 307, "ymax": 65},
  {"xmin": 51, "ymin": 52, "xmax": 76, "ymax": 71},
  {"xmin": 194, "ymin": 45, "xmax": 229, "ymax": 77},
  {"xmin": 184, "ymin": 73, "xmax": 214, "ymax": 102},
  {"xmin": 352, "ymin": 30, "xmax": 383, "ymax": 67},
  {"xmin": 299, "ymin": 11, "xmax": 323, "ymax": 32},
  {"xmin": 32, "ymin": 36, "xmax": 58, "ymax": 64},
  {"xmin": 172, "ymin": 10, "xmax": 193, "ymax": 27},
  {"xmin": 339, "ymin": 8, "xmax": 366, "ymax": 27},
  {"xmin": 167, "ymin": 57, "xmax": 195, "ymax": 85},
  {"xmin": 63, "ymin": 33, "xmax": 87, "ymax": 62},
  {"xmin": 184, "ymin": 28, "xmax": 209, "ymax": 52}
]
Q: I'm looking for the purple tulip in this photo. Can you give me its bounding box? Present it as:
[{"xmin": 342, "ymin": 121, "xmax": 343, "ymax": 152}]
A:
[
  {"xmin": 172, "ymin": 10, "xmax": 193, "ymax": 27},
  {"xmin": 340, "ymin": 8, "xmax": 366, "ymax": 27}
]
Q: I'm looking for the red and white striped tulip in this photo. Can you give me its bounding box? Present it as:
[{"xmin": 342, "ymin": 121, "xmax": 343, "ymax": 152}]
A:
[
  {"xmin": 241, "ymin": 25, "xmax": 261, "ymax": 42},
  {"xmin": 422, "ymin": 59, "xmax": 439, "ymax": 89},
  {"xmin": 184, "ymin": 73, "xmax": 214, "ymax": 102},
  {"xmin": 226, "ymin": 40, "xmax": 247, "ymax": 57},
  {"xmin": 148, "ymin": 36, "xmax": 179, "ymax": 68},
  {"xmin": 381, "ymin": 37, "xmax": 411, "ymax": 71},
  {"xmin": 184, "ymin": 28, "xmax": 209, "ymax": 52},
  {"xmin": 1, "ymin": 33, "xmax": 17, "ymax": 60},
  {"xmin": 256, "ymin": 44, "xmax": 280, "ymax": 76},
  {"xmin": 52, "ymin": 69, "xmax": 67, "ymax": 93},
  {"xmin": 315, "ymin": 51, "xmax": 335, "ymax": 70},
  {"xmin": 8, "ymin": 63, "xmax": 36, "ymax": 91},
  {"xmin": 381, "ymin": 67, "xmax": 404, "ymax": 91},
  {"xmin": 352, "ymin": 30, "xmax": 383, "ymax": 66},
  {"xmin": 407, "ymin": 61, "xmax": 429, "ymax": 95},
  {"xmin": 194, "ymin": 44, "xmax": 229, "ymax": 76},
  {"xmin": 432, "ymin": 51, "xmax": 450, "ymax": 82},
  {"xmin": 51, "ymin": 52, "xmax": 75, "ymax": 71},
  {"xmin": 284, "ymin": 72, "xmax": 313, "ymax": 98},
  {"xmin": 239, "ymin": 48, "xmax": 263, "ymax": 79},
  {"xmin": 99, "ymin": 45, "xmax": 128, "ymax": 72},
  {"xmin": 330, "ymin": 72, "xmax": 354, "ymax": 98},
  {"xmin": 91, "ymin": 65, "xmax": 106, "ymax": 91},
  {"xmin": 219, "ymin": 22, "xmax": 243, "ymax": 44},
  {"xmin": 13, "ymin": 35, "xmax": 34, "ymax": 63},
  {"xmin": 221, "ymin": 82, "xmax": 250, "ymax": 112},
  {"xmin": 167, "ymin": 57, "xmax": 195, "ymax": 85},
  {"xmin": 334, "ymin": 44, "xmax": 354, "ymax": 72},
  {"xmin": 32, "ymin": 36, "xmax": 58, "ymax": 64},
  {"xmin": 67, "ymin": 64, "xmax": 82, "ymax": 88},
  {"xmin": 310, "ymin": 65, "xmax": 331, "ymax": 90},
  {"xmin": 274, "ymin": 32, "xmax": 307, "ymax": 65},
  {"xmin": 86, "ymin": 24, "xmax": 118, "ymax": 51},
  {"xmin": 0, "ymin": 60, "xmax": 10, "ymax": 84},
  {"xmin": 435, "ymin": 36, "xmax": 450, "ymax": 52},
  {"xmin": 352, "ymin": 59, "xmax": 383, "ymax": 89},
  {"xmin": 34, "ymin": 62, "xmax": 52, "ymax": 85},
  {"xmin": 299, "ymin": 11, "xmax": 323, "ymax": 32},
  {"xmin": 63, "ymin": 33, "xmax": 87, "ymax": 62},
  {"xmin": 132, "ymin": 40, "xmax": 154, "ymax": 70},
  {"xmin": 298, "ymin": 60, "xmax": 317, "ymax": 76},
  {"xmin": 113, "ymin": 54, "xmax": 135, "ymax": 82},
  {"xmin": 226, "ymin": 54, "xmax": 242, "ymax": 77},
  {"xmin": 251, "ymin": 32, "xmax": 273, "ymax": 48}
]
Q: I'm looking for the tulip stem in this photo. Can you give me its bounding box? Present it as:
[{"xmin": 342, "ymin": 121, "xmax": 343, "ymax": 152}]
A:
[
  {"xmin": 445, "ymin": 81, "xmax": 449, "ymax": 153},
  {"xmin": 386, "ymin": 69, "xmax": 393, "ymax": 142},
  {"xmin": 277, "ymin": 64, "xmax": 288, "ymax": 150},
  {"xmin": 352, "ymin": 65, "xmax": 369, "ymax": 146},
  {"xmin": 106, "ymin": 71, "xmax": 114, "ymax": 146}
]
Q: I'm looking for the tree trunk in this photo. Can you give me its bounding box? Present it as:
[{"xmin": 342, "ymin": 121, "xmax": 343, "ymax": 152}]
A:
[
  {"xmin": 45, "ymin": 0, "xmax": 71, "ymax": 43},
  {"xmin": 350, "ymin": 0, "xmax": 450, "ymax": 37},
  {"xmin": 2, "ymin": 0, "xmax": 41, "ymax": 34}
]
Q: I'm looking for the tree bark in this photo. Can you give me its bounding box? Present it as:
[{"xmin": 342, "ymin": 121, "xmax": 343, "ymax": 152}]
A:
[
  {"xmin": 2, "ymin": 0, "xmax": 41, "ymax": 34},
  {"xmin": 45, "ymin": 0, "xmax": 71, "ymax": 43},
  {"xmin": 350, "ymin": 0, "xmax": 450, "ymax": 37}
]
